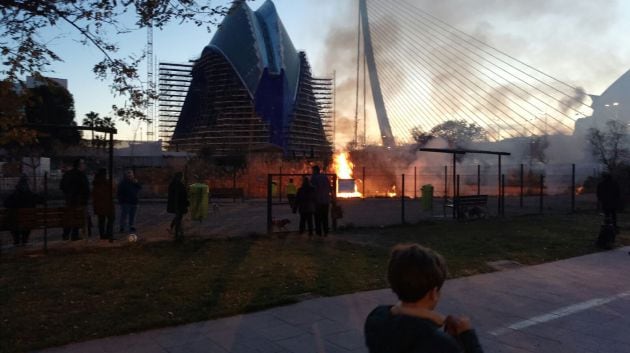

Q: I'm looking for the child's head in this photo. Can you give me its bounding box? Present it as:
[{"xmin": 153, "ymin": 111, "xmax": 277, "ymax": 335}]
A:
[{"xmin": 388, "ymin": 244, "xmax": 448, "ymax": 307}]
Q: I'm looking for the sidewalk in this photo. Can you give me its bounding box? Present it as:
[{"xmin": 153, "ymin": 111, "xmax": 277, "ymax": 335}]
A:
[{"xmin": 36, "ymin": 246, "xmax": 630, "ymax": 353}]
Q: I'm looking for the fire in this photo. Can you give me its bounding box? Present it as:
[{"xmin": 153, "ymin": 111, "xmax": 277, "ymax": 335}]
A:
[
  {"xmin": 575, "ymin": 186, "xmax": 585, "ymax": 195},
  {"xmin": 333, "ymin": 152, "xmax": 362, "ymax": 198},
  {"xmin": 387, "ymin": 185, "xmax": 397, "ymax": 198}
]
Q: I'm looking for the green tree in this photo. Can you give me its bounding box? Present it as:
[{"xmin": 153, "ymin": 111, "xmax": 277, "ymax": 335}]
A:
[
  {"xmin": 25, "ymin": 82, "xmax": 81, "ymax": 148},
  {"xmin": 588, "ymin": 120, "xmax": 629, "ymax": 172},
  {"xmin": 411, "ymin": 120, "xmax": 487, "ymax": 148},
  {"xmin": 1, "ymin": 0, "xmax": 227, "ymax": 144},
  {"xmin": 82, "ymin": 111, "xmax": 102, "ymax": 146}
]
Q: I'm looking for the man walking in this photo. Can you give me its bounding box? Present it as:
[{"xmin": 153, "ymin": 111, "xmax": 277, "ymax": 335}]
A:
[
  {"xmin": 60, "ymin": 159, "xmax": 90, "ymax": 240},
  {"xmin": 597, "ymin": 172, "xmax": 621, "ymax": 229},
  {"xmin": 117, "ymin": 169, "xmax": 141, "ymax": 233},
  {"xmin": 311, "ymin": 165, "xmax": 331, "ymax": 236},
  {"xmin": 167, "ymin": 172, "xmax": 189, "ymax": 241}
]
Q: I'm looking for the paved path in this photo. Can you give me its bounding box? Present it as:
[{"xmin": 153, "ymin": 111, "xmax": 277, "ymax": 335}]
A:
[{"xmin": 36, "ymin": 247, "xmax": 630, "ymax": 353}]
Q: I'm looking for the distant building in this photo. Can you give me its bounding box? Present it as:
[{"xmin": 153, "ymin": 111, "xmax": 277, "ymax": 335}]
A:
[
  {"xmin": 575, "ymin": 70, "xmax": 630, "ymax": 135},
  {"xmin": 26, "ymin": 76, "xmax": 68, "ymax": 90},
  {"xmin": 171, "ymin": 0, "xmax": 332, "ymax": 158}
]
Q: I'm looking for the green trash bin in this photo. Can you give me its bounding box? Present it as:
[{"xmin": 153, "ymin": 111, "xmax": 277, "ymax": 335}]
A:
[
  {"xmin": 421, "ymin": 184, "xmax": 434, "ymax": 211},
  {"xmin": 189, "ymin": 183, "xmax": 209, "ymax": 221}
]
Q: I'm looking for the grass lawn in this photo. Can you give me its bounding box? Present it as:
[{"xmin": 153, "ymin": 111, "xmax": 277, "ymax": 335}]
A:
[{"xmin": 1, "ymin": 212, "xmax": 628, "ymax": 352}]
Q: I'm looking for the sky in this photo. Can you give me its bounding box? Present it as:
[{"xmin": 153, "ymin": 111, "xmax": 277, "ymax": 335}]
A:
[{"xmin": 30, "ymin": 0, "xmax": 630, "ymax": 142}]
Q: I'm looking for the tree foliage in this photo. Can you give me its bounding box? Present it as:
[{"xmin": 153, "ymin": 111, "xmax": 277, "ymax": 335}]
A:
[
  {"xmin": 587, "ymin": 120, "xmax": 629, "ymax": 172},
  {"xmin": 1, "ymin": 0, "xmax": 227, "ymax": 143},
  {"xmin": 411, "ymin": 120, "xmax": 487, "ymax": 148},
  {"xmin": 25, "ymin": 82, "xmax": 81, "ymax": 147}
]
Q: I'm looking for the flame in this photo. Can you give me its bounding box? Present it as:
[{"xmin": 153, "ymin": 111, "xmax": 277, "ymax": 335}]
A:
[
  {"xmin": 575, "ymin": 186, "xmax": 584, "ymax": 195},
  {"xmin": 333, "ymin": 152, "xmax": 363, "ymax": 198},
  {"xmin": 387, "ymin": 185, "xmax": 397, "ymax": 198}
]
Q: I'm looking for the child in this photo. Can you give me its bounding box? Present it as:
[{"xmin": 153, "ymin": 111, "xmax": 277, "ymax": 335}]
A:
[{"xmin": 364, "ymin": 244, "xmax": 484, "ymax": 353}]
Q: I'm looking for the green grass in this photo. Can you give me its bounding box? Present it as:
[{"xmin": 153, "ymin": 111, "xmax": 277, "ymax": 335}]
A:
[{"xmin": 1, "ymin": 212, "xmax": 628, "ymax": 352}]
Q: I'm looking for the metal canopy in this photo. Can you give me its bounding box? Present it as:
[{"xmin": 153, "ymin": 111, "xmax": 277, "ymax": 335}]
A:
[{"xmin": 418, "ymin": 147, "xmax": 511, "ymax": 218}]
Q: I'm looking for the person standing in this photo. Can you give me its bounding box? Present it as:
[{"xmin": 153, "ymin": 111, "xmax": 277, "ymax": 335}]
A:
[
  {"xmin": 286, "ymin": 178, "xmax": 297, "ymax": 212},
  {"xmin": 311, "ymin": 165, "xmax": 331, "ymax": 236},
  {"xmin": 597, "ymin": 173, "xmax": 621, "ymax": 229},
  {"xmin": 92, "ymin": 168, "xmax": 114, "ymax": 240},
  {"xmin": 167, "ymin": 172, "xmax": 189, "ymax": 241},
  {"xmin": 60, "ymin": 159, "xmax": 90, "ymax": 240},
  {"xmin": 295, "ymin": 177, "xmax": 316, "ymax": 236},
  {"xmin": 3, "ymin": 175, "xmax": 42, "ymax": 245},
  {"xmin": 117, "ymin": 169, "xmax": 142, "ymax": 233}
]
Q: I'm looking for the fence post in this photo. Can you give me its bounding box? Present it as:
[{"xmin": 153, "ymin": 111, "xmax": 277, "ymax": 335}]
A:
[
  {"xmin": 44, "ymin": 171, "xmax": 48, "ymax": 254},
  {"xmin": 497, "ymin": 155, "xmax": 502, "ymax": 216},
  {"xmin": 443, "ymin": 166, "xmax": 448, "ymax": 218},
  {"xmin": 232, "ymin": 169, "xmax": 237, "ymax": 203},
  {"xmin": 539, "ymin": 174, "xmax": 544, "ymax": 214},
  {"xmin": 456, "ymin": 174, "xmax": 460, "ymax": 219},
  {"xmin": 267, "ymin": 174, "xmax": 273, "ymax": 234},
  {"xmin": 501, "ymin": 174, "xmax": 505, "ymax": 216},
  {"xmin": 414, "ymin": 166, "xmax": 417, "ymax": 199},
  {"xmin": 362, "ymin": 166, "xmax": 366, "ymax": 198},
  {"xmin": 401, "ymin": 174, "xmax": 406, "ymax": 224},
  {"xmin": 444, "ymin": 165, "xmax": 448, "ymax": 197},
  {"xmin": 278, "ymin": 167, "xmax": 282, "ymax": 202},
  {"xmin": 477, "ymin": 164, "xmax": 481, "ymax": 196},
  {"xmin": 571, "ymin": 164, "xmax": 576, "ymax": 213},
  {"xmin": 520, "ymin": 164, "xmax": 524, "ymax": 208}
]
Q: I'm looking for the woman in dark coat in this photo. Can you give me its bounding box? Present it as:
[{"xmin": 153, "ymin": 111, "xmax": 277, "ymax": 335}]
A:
[
  {"xmin": 92, "ymin": 168, "xmax": 114, "ymax": 239},
  {"xmin": 295, "ymin": 176, "xmax": 316, "ymax": 236},
  {"xmin": 167, "ymin": 172, "xmax": 189, "ymax": 240},
  {"xmin": 3, "ymin": 176, "xmax": 42, "ymax": 245}
]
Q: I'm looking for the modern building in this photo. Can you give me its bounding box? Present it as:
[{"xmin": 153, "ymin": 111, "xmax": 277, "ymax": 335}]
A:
[
  {"xmin": 171, "ymin": 0, "xmax": 332, "ymax": 157},
  {"xmin": 574, "ymin": 69, "xmax": 630, "ymax": 135}
]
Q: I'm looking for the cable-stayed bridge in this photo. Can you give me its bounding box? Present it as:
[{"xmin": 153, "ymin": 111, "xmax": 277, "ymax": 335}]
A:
[{"xmin": 356, "ymin": 0, "xmax": 593, "ymax": 147}]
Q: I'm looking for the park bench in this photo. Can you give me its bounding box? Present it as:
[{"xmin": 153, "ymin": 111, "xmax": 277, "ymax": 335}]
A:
[
  {"xmin": 0, "ymin": 207, "xmax": 86, "ymax": 232},
  {"xmin": 444, "ymin": 195, "xmax": 489, "ymax": 219},
  {"xmin": 210, "ymin": 188, "xmax": 244, "ymax": 201}
]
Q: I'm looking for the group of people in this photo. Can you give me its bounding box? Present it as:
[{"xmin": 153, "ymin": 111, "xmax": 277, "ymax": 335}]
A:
[
  {"xmin": 2, "ymin": 159, "xmax": 142, "ymax": 244},
  {"xmin": 59, "ymin": 159, "xmax": 142, "ymax": 240},
  {"xmin": 287, "ymin": 165, "xmax": 332, "ymax": 237}
]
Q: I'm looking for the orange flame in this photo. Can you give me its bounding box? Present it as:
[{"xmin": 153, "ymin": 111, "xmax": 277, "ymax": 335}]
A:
[
  {"xmin": 387, "ymin": 185, "xmax": 397, "ymax": 198},
  {"xmin": 333, "ymin": 152, "xmax": 363, "ymax": 198}
]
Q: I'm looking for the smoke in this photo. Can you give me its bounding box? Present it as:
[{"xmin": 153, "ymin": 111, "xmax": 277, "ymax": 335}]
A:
[
  {"xmin": 559, "ymin": 87, "xmax": 587, "ymax": 114},
  {"xmin": 315, "ymin": 0, "xmax": 626, "ymax": 146}
]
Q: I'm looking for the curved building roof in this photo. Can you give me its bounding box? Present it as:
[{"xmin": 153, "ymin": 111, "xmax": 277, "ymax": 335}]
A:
[{"xmin": 203, "ymin": 0, "xmax": 301, "ymax": 101}]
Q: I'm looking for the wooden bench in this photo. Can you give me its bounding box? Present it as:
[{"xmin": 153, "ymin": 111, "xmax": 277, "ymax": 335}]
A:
[
  {"xmin": 0, "ymin": 207, "xmax": 86, "ymax": 231},
  {"xmin": 444, "ymin": 195, "xmax": 488, "ymax": 219},
  {"xmin": 210, "ymin": 188, "xmax": 244, "ymax": 201}
]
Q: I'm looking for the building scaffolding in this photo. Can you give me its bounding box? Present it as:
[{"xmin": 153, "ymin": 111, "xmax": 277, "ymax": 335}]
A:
[{"xmin": 158, "ymin": 62, "xmax": 193, "ymax": 147}]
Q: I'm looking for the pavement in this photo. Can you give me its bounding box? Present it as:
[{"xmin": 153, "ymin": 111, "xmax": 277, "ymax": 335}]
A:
[{"xmin": 34, "ymin": 246, "xmax": 630, "ymax": 353}]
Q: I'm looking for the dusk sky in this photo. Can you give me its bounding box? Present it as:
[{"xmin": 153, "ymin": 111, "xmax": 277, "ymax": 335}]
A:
[{"xmin": 34, "ymin": 0, "xmax": 630, "ymax": 142}]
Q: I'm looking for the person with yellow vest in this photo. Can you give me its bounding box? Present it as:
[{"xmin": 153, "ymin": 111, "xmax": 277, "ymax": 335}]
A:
[{"xmin": 286, "ymin": 178, "xmax": 297, "ymax": 212}]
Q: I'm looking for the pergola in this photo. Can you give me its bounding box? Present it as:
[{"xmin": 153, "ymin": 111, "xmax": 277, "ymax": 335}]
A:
[{"xmin": 418, "ymin": 147, "xmax": 511, "ymax": 218}]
